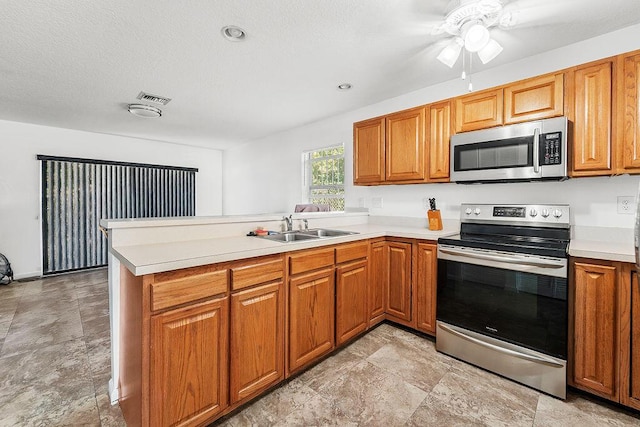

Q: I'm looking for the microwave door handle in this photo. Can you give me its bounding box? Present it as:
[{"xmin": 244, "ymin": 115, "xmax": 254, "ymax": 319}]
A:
[
  {"xmin": 439, "ymin": 247, "xmax": 565, "ymax": 269},
  {"xmin": 533, "ymin": 128, "xmax": 540, "ymax": 174}
]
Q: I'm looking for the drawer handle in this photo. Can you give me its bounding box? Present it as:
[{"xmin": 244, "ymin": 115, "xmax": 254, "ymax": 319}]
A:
[{"xmin": 438, "ymin": 323, "xmax": 564, "ymax": 368}]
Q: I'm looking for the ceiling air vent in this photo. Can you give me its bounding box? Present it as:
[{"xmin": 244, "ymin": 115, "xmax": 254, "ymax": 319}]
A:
[{"xmin": 136, "ymin": 92, "xmax": 172, "ymax": 105}]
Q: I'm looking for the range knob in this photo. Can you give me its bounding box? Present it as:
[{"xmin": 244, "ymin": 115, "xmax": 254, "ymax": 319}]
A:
[
  {"xmin": 529, "ymin": 208, "xmax": 538, "ymax": 218},
  {"xmin": 465, "ymin": 208, "xmax": 472, "ymax": 216},
  {"xmin": 541, "ymin": 209, "xmax": 550, "ymax": 218},
  {"xmin": 553, "ymin": 209, "xmax": 563, "ymax": 218},
  {"xmin": 473, "ymin": 208, "xmax": 481, "ymax": 216}
]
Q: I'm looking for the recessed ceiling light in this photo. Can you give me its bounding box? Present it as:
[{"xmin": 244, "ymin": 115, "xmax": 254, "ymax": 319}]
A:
[
  {"xmin": 337, "ymin": 83, "xmax": 352, "ymax": 90},
  {"xmin": 128, "ymin": 104, "xmax": 162, "ymax": 118},
  {"xmin": 221, "ymin": 25, "xmax": 246, "ymax": 42}
]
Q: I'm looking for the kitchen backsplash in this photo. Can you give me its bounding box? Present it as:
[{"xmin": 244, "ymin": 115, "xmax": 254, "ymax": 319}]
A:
[{"xmin": 350, "ymin": 174, "xmax": 640, "ymax": 229}]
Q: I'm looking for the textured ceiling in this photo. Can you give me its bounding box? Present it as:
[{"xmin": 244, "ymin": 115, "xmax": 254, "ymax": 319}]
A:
[{"xmin": 1, "ymin": 0, "xmax": 640, "ymax": 150}]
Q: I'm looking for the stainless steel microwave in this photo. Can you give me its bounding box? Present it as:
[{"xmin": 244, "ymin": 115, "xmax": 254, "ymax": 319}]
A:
[{"xmin": 450, "ymin": 116, "xmax": 568, "ymax": 183}]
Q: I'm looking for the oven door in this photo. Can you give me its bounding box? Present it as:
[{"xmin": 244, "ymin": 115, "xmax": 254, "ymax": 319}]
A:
[{"xmin": 436, "ymin": 244, "xmax": 568, "ymax": 359}]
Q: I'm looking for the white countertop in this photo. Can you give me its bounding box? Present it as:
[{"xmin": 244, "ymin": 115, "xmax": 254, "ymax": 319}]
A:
[
  {"xmin": 568, "ymin": 239, "xmax": 635, "ymax": 263},
  {"xmin": 112, "ymin": 223, "xmax": 459, "ymax": 276}
]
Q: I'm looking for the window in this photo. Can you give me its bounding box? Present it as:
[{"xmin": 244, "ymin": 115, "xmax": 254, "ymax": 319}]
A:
[{"xmin": 302, "ymin": 145, "xmax": 345, "ymax": 211}]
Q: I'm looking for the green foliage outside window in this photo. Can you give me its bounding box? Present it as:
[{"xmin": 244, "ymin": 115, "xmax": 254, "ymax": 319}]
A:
[{"xmin": 306, "ymin": 145, "xmax": 345, "ymax": 211}]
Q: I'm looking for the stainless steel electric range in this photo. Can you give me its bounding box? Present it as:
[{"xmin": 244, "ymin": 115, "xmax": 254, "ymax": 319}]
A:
[{"xmin": 436, "ymin": 203, "xmax": 570, "ymax": 399}]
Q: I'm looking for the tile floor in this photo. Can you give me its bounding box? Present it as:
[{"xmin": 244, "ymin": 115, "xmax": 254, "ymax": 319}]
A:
[{"xmin": 1, "ymin": 269, "xmax": 639, "ymax": 426}]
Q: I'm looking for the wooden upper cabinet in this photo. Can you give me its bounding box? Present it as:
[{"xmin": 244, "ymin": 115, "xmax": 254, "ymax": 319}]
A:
[
  {"xmin": 353, "ymin": 117, "xmax": 385, "ymax": 184},
  {"xmin": 569, "ymin": 60, "xmax": 614, "ymax": 175},
  {"xmin": 571, "ymin": 261, "xmax": 618, "ymax": 401},
  {"xmin": 620, "ymin": 52, "xmax": 640, "ymax": 173},
  {"xmin": 504, "ymin": 73, "xmax": 564, "ymax": 124},
  {"xmin": 428, "ymin": 101, "xmax": 452, "ymax": 181},
  {"xmin": 385, "ymin": 107, "xmax": 426, "ymax": 181},
  {"xmin": 455, "ymin": 88, "xmax": 503, "ymax": 133}
]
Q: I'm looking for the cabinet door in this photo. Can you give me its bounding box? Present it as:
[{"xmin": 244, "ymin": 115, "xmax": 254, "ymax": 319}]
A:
[
  {"xmin": 150, "ymin": 297, "xmax": 229, "ymax": 427},
  {"xmin": 570, "ymin": 60, "xmax": 613, "ymax": 175},
  {"xmin": 621, "ymin": 53, "xmax": 640, "ymax": 173},
  {"xmin": 288, "ymin": 268, "xmax": 335, "ymax": 373},
  {"xmin": 385, "ymin": 107, "xmax": 426, "ymax": 181},
  {"xmin": 336, "ymin": 259, "xmax": 369, "ymax": 345},
  {"xmin": 368, "ymin": 241, "xmax": 387, "ymax": 325},
  {"xmin": 353, "ymin": 117, "xmax": 385, "ymax": 184},
  {"xmin": 621, "ymin": 268, "xmax": 640, "ymax": 410},
  {"xmin": 454, "ymin": 88, "xmax": 503, "ymax": 133},
  {"xmin": 504, "ymin": 73, "xmax": 564, "ymax": 124},
  {"xmin": 230, "ymin": 282, "xmax": 284, "ymax": 404},
  {"xmin": 571, "ymin": 261, "xmax": 618, "ymax": 400},
  {"xmin": 428, "ymin": 101, "xmax": 452, "ymax": 181},
  {"xmin": 415, "ymin": 243, "xmax": 437, "ymax": 335},
  {"xmin": 386, "ymin": 241, "xmax": 412, "ymax": 321}
]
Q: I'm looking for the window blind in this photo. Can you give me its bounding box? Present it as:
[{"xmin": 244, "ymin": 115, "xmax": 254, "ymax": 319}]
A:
[{"xmin": 38, "ymin": 155, "xmax": 197, "ymax": 274}]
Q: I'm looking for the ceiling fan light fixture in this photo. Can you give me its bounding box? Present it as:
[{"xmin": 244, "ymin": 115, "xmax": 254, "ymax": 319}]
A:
[
  {"xmin": 477, "ymin": 38, "xmax": 503, "ymax": 64},
  {"xmin": 463, "ymin": 22, "xmax": 490, "ymax": 52},
  {"xmin": 127, "ymin": 104, "xmax": 162, "ymax": 118},
  {"xmin": 437, "ymin": 38, "xmax": 464, "ymax": 67}
]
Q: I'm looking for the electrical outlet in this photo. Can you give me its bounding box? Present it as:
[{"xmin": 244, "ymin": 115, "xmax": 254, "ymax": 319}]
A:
[
  {"xmin": 371, "ymin": 197, "xmax": 383, "ymax": 208},
  {"xmin": 617, "ymin": 196, "xmax": 635, "ymax": 214}
]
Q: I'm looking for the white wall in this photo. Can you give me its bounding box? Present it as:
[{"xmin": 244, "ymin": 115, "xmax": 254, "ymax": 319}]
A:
[
  {"xmin": 223, "ymin": 23, "xmax": 640, "ymax": 229},
  {"xmin": 0, "ymin": 120, "xmax": 223, "ymax": 278}
]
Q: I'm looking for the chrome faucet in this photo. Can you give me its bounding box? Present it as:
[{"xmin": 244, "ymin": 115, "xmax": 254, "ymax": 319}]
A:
[
  {"xmin": 283, "ymin": 215, "xmax": 293, "ymax": 232},
  {"xmin": 303, "ymin": 219, "xmax": 309, "ymax": 231}
]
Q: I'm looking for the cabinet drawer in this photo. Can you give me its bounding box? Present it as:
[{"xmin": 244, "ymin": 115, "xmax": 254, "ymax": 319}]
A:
[
  {"xmin": 288, "ymin": 247, "xmax": 334, "ymax": 275},
  {"xmin": 335, "ymin": 241, "xmax": 368, "ymax": 264},
  {"xmin": 230, "ymin": 256, "xmax": 284, "ymax": 291},
  {"xmin": 151, "ymin": 268, "xmax": 228, "ymax": 311}
]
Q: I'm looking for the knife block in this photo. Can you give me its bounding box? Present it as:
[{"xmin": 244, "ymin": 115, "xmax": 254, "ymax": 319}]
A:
[{"xmin": 428, "ymin": 209, "xmax": 443, "ymax": 231}]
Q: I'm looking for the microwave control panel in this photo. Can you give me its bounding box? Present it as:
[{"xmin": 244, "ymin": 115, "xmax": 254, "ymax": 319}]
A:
[{"xmin": 540, "ymin": 132, "xmax": 562, "ymax": 165}]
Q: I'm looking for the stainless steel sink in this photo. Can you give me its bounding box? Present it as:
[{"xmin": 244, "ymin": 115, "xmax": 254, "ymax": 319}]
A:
[
  {"xmin": 300, "ymin": 228, "xmax": 357, "ymax": 238},
  {"xmin": 259, "ymin": 228, "xmax": 357, "ymax": 243},
  {"xmin": 261, "ymin": 232, "xmax": 319, "ymax": 243}
]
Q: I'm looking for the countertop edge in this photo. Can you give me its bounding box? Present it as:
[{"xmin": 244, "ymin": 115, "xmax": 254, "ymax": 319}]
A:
[{"xmin": 110, "ymin": 226, "xmax": 457, "ymax": 276}]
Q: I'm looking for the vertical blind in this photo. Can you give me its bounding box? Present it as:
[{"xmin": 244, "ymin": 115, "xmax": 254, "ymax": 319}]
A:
[{"xmin": 38, "ymin": 155, "xmax": 197, "ymax": 275}]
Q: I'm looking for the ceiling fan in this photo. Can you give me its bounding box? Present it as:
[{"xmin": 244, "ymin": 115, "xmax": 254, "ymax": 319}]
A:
[{"xmin": 432, "ymin": 0, "xmax": 517, "ymax": 68}]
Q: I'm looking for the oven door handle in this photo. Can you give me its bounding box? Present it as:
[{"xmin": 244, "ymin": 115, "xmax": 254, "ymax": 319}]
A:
[
  {"xmin": 439, "ymin": 247, "xmax": 565, "ymax": 269},
  {"xmin": 438, "ymin": 323, "xmax": 565, "ymax": 368}
]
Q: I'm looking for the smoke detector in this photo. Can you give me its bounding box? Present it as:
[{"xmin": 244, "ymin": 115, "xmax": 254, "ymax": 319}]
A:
[{"xmin": 128, "ymin": 104, "xmax": 162, "ymax": 118}]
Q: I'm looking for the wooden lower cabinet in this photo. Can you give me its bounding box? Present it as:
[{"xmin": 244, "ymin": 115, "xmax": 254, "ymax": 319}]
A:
[
  {"xmin": 288, "ymin": 267, "xmax": 335, "ymax": 373},
  {"xmin": 385, "ymin": 240, "xmax": 412, "ymax": 322},
  {"xmin": 620, "ymin": 266, "xmax": 640, "ymax": 410},
  {"xmin": 230, "ymin": 281, "xmax": 284, "ymax": 404},
  {"xmin": 336, "ymin": 259, "xmax": 369, "ymax": 345},
  {"xmin": 368, "ymin": 240, "xmax": 387, "ymax": 324},
  {"xmin": 414, "ymin": 243, "xmax": 438, "ymax": 334},
  {"xmin": 570, "ymin": 260, "xmax": 618, "ymax": 400},
  {"xmin": 150, "ymin": 297, "xmax": 229, "ymax": 427}
]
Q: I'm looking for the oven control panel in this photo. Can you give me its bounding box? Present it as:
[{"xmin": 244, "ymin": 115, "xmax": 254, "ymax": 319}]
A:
[{"xmin": 461, "ymin": 203, "xmax": 570, "ymax": 226}]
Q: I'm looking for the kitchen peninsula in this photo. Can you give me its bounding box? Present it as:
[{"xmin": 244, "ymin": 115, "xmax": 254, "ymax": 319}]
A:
[{"xmin": 101, "ymin": 212, "xmax": 457, "ymax": 426}]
